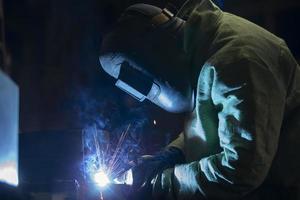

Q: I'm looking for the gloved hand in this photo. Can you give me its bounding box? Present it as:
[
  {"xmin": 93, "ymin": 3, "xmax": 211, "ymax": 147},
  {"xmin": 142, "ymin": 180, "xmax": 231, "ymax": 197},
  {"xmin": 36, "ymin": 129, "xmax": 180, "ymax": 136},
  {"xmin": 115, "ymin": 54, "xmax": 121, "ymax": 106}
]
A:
[{"xmin": 126, "ymin": 147, "xmax": 185, "ymax": 200}]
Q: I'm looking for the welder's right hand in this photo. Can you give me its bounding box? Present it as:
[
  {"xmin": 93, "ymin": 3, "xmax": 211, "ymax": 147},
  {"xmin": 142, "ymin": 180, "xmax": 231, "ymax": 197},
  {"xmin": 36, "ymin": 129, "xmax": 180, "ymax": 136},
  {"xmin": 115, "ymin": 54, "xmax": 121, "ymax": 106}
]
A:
[{"xmin": 126, "ymin": 147, "xmax": 185, "ymax": 200}]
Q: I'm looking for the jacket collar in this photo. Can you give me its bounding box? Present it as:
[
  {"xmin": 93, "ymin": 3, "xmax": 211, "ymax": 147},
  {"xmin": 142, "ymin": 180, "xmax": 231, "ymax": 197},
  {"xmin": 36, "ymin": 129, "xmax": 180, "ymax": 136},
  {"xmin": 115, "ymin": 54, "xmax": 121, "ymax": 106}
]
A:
[
  {"xmin": 184, "ymin": 0, "xmax": 222, "ymax": 56},
  {"xmin": 182, "ymin": 0, "xmax": 222, "ymax": 87}
]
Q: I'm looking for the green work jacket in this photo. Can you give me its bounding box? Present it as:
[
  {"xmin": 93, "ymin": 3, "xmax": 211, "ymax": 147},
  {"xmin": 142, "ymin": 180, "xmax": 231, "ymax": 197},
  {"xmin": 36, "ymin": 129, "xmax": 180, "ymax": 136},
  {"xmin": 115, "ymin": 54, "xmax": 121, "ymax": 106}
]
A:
[{"xmin": 154, "ymin": 0, "xmax": 300, "ymax": 199}]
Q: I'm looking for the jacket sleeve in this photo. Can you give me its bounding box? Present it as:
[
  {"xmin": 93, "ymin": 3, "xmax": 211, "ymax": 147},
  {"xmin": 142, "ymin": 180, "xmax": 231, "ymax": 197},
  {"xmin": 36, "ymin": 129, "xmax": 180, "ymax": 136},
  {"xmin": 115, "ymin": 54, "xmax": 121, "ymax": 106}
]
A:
[{"xmin": 152, "ymin": 59, "xmax": 286, "ymax": 199}]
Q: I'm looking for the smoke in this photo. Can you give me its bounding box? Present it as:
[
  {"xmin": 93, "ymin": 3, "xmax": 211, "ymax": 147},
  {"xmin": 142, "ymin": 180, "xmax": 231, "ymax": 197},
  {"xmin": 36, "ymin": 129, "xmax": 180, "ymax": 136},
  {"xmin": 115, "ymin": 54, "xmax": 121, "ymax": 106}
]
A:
[{"xmin": 72, "ymin": 86, "xmax": 150, "ymax": 182}]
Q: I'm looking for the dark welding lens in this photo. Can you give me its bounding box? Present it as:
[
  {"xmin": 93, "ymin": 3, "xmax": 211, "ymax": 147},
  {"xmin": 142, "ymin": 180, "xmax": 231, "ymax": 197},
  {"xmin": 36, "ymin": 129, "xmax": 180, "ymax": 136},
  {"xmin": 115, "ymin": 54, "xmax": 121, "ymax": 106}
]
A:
[
  {"xmin": 115, "ymin": 61, "xmax": 154, "ymax": 101},
  {"xmin": 115, "ymin": 79, "xmax": 146, "ymax": 101}
]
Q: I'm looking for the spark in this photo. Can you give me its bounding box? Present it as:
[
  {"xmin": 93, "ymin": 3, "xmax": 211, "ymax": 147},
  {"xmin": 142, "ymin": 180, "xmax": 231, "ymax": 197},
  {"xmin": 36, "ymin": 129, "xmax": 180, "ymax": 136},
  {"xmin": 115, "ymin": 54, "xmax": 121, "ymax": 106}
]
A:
[
  {"xmin": 153, "ymin": 120, "xmax": 157, "ymax": 125},
  {"xmin": 107, "ymin": 124, "xmax": 131, "ymax": 175},
  {"xmin": 83, "ymin": 124, "xmax": 135, "ymax": 191}
]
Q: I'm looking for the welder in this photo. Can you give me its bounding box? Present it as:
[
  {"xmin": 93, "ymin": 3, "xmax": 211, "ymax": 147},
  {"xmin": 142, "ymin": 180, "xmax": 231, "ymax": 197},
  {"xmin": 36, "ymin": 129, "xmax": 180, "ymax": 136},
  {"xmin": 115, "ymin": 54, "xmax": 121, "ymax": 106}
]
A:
[{"xmin": 99, "ymin": 0, "xmax": 300, "ymax": 199}]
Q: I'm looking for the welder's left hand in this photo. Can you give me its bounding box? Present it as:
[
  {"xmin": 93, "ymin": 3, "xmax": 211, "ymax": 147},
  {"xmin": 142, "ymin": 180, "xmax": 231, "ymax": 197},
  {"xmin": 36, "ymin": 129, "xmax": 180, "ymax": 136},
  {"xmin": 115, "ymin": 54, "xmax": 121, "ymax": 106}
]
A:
[{"xmin": 126, "ymin": 147, "xmax": 185, "ymax": 200}]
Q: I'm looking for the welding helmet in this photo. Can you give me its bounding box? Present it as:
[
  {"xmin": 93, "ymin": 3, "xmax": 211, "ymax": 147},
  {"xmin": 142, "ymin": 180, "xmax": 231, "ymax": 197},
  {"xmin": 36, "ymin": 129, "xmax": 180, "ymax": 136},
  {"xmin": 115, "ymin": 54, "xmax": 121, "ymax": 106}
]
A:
[{"xmin": 99, "ymin": 4, "xmax": 194, "ymax": 113}]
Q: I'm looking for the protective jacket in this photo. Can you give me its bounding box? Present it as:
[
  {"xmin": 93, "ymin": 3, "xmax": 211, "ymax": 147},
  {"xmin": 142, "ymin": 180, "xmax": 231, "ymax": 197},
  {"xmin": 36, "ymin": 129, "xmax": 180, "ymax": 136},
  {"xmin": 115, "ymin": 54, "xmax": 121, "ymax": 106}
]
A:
[{"xmin": 153, "ymin": 0, "xmax": 300, "ymax": 199}]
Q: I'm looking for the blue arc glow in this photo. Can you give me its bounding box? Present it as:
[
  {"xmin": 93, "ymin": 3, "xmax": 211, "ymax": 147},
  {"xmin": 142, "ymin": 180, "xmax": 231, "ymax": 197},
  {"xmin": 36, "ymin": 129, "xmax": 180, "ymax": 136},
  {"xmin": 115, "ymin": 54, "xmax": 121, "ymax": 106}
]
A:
[
  {"xmin": 93, "ymin": 170, "xmax": 110, "ymax": 187},
  {"xmin": 0, "ymin": 162, "xmax": 18, "ymax": 186}
]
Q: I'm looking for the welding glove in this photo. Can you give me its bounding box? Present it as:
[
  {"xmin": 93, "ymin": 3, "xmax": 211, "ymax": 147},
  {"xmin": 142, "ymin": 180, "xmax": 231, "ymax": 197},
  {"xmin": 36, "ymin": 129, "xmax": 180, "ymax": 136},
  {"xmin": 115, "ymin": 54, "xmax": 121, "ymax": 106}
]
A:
[{"xmin": 127, "ymin": 146, "xmax": 185, "ymax": 200}]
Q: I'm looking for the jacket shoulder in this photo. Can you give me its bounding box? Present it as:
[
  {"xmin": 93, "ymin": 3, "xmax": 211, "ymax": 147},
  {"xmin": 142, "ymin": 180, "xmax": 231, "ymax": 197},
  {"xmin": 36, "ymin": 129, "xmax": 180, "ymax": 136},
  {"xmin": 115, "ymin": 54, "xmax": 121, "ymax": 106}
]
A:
[{"xmin": 210, "ymin": 12, "xmax": 284, "ymax": 66}]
